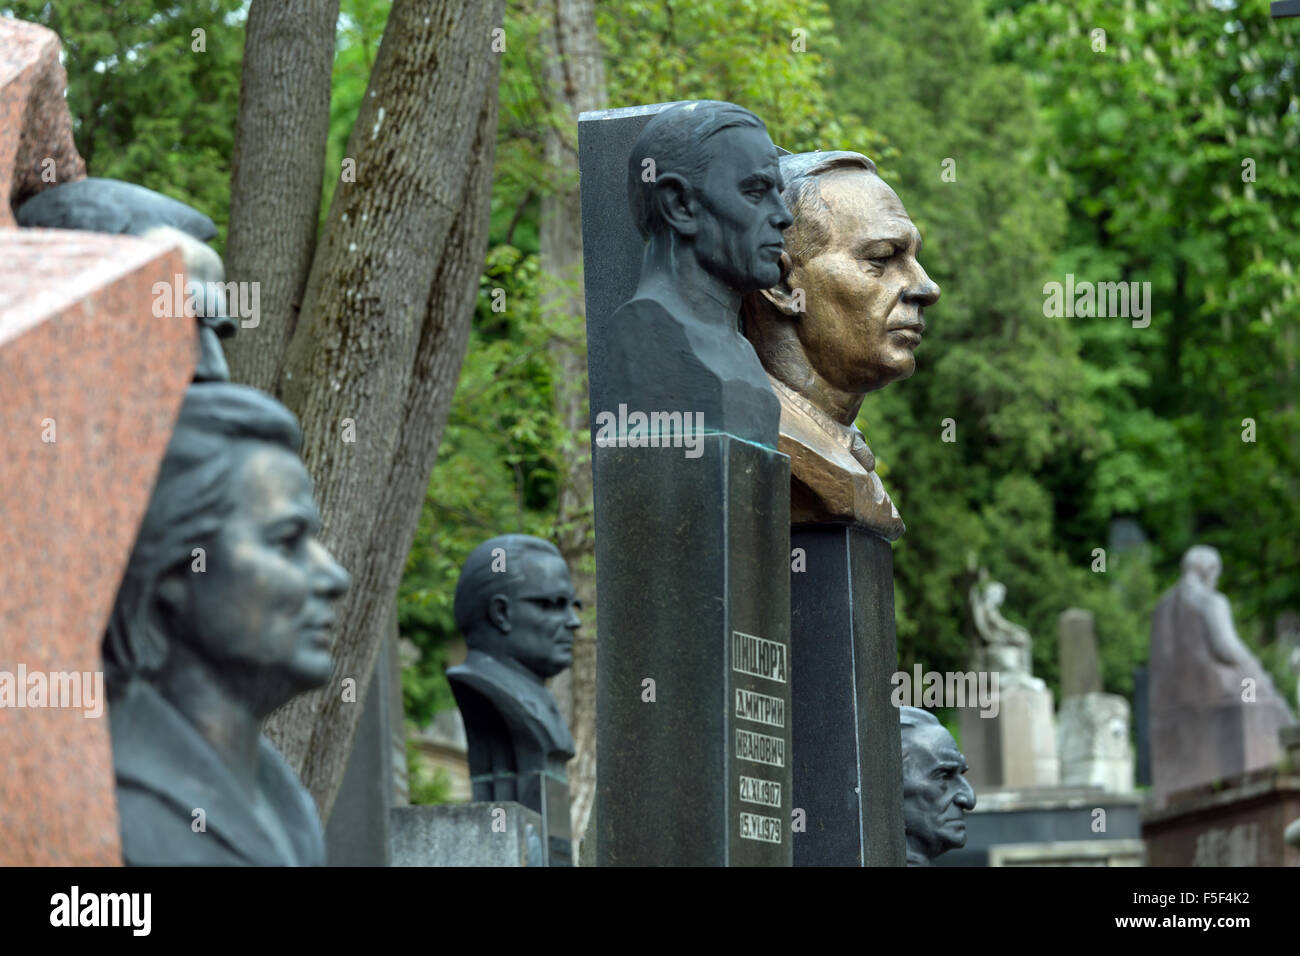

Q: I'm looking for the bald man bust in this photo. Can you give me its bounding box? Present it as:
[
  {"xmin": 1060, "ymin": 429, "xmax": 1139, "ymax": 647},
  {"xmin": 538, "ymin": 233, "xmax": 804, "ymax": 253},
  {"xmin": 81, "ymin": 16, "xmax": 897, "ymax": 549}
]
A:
[{"xmin": 742, "ymin": 152, "xmax": 940, "ymax": 538}]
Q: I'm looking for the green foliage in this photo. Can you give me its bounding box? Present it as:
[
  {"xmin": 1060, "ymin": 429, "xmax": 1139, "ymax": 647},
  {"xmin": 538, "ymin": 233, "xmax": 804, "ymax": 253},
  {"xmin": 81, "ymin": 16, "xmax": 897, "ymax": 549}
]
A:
[
  {"xmin": 405, "ymin": 735, "xmax": 455, "ymax": 806},
  {"xmin": 598, "ymin": 0, "xmax": 886, "ymax": 156},
  {"xmin": 5, "ymin": 0, "xmax": 247, "ymax": 253},
  {"xmin": 988, "ymin": 0, "xmax": 1300, "ymax": 677},
  {"xmin": 825, "ymin": 0, "xmax": 1128, "ymax": 716},
  {"xmin": 823, "ymin": 0, "xmax": 1300, "ymax": 714}
]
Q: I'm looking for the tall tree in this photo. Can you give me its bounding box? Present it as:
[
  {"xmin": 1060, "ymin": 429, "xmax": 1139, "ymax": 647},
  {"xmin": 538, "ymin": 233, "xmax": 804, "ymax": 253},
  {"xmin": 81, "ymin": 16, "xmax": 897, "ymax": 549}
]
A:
[
  {"xmin": 534, "ymin": 0, "xmax": 606, "ymax": 856},
  {"xmin": 225, "ymin": 0, "xmax": 509, "ymax": 816},
  {"xmin": 222, "ymin": 0, "xmax": 339, "ymax": 392}
]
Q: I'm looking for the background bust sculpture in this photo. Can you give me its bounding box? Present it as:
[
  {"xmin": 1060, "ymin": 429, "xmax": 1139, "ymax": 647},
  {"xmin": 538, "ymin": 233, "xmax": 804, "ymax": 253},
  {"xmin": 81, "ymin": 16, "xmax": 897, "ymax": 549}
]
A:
[
  {"xmin": 103, "ymin": 383, "xmax": 350, "ymax": 865},
  {"xmin": 900, "ymin": 706, "xmax": 975, "ymax": 866},
  {"xmin": 17, "ymin": 177, "xmax": 237, "ymax": 382},
  {"xmin": 447, "ymin": 534, "xmax": 580, "ymax": 864},
  {"xmin": 970, "ymin": 572, "xmax": 1034, "ymax": 685},
  {"xmin": 741, "ymin": 151, "xmax": 940, "ymax": 538},
  {"xmin": 1149, "ymin": 544, "xmax": 1294, "ymax": 800},
  {"xmin": 605, "ymin": 100, "xmax": 792, "ymax": 448}
]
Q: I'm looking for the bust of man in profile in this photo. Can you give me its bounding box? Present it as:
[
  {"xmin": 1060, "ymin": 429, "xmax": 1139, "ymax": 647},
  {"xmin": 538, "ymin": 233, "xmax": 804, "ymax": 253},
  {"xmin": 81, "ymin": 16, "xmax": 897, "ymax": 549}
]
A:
[
  {"xmin": 741, "ymin": 152, "xmax": 940, "ymax": 538},
  {"xmin": 103, "ymin": 383, "xmax": 351, "ymax": 865},
  {"xmin": 447, "ymin": 535, "xmax": 580, "ymax": 864},
  {"xmin": 605, "ymin": 100, "xmax": 793, "ymax": 449},
  {"xmin": 900, "ymin": 706, "xmax": 976, "ymax": 866}
]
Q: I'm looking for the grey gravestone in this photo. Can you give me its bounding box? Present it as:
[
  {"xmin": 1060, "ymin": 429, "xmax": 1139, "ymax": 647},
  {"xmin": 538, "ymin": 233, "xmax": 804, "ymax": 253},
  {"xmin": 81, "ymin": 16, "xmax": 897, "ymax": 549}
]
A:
[
  {"xmin": 1059, "ymin": 608, "xmax": 1102, "ymax": 699},
  {"xmin": 1056, "ymin": 609, "xmax": 1132, "ymax": 793},
  {"xmin": 580, "ymin": 102, "xmax": 793, "ymax": 865},
  {"xmin": 1058, "ymin": 693, "xmax": 1133, "ymax": 792},
  {"xmin": 791, "ymin": 526, "xmax": 905, "ymax": 865},
  {"xmin": 390, "ymin": 803, "xmax": 543, "ymax": 867},
  {"xmin": 1133, "ymin": 665, "xmax": 1151, "ymax": 787},
  {"xmin": 325, "ymin": 629, "xmax": 398, "ymax": 865},
  {"xmin": 934, "ymin": 787, "xmax": 1143, "ymax": 867}
]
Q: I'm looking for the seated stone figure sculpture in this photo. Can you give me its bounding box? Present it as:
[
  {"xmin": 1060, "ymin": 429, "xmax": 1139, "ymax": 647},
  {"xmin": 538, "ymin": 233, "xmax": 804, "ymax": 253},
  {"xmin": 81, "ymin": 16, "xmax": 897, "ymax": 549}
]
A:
[
  {"xmin": 741, "ymin": 151, "xmax": 940, "ymax": 537},
  {"xmin": 16, "ymin": 177, "xmax": 237, "ymax": 382},
  {"xmin": 970, "ymin": 573, "xmax": 1035, "ymax": 686},
  {"xmin": 1149, "ymin": 545, "xmax": 1294, "ymax": 802},
  {"xmin": 103, "ymin": 383, "xmax": 350, "ymax": 865},
  {"xmin": 447, "ymin": 535, "xmax": 579, "ymax": 865},
  {"xmin": 900, "ymin": 706, "xmax": 976, "ymax": 866},
  {"xmin": 605, "ymin": 100, "xmax": 793, "ymax": 449}
]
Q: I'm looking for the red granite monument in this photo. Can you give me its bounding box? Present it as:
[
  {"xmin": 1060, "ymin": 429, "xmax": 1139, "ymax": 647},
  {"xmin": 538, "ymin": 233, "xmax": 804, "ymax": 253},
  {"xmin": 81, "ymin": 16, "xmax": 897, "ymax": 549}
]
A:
[{"xmin": 0, "ymin": 18, "xmax": 195, "ymax": 865}]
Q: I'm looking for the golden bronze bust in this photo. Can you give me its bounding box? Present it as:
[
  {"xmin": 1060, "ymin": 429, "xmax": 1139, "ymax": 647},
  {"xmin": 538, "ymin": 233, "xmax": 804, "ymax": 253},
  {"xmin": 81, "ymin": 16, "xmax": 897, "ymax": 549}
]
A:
[{"xmin": 741, "ymin": 152, "xmax": 939, "ymax": 539}]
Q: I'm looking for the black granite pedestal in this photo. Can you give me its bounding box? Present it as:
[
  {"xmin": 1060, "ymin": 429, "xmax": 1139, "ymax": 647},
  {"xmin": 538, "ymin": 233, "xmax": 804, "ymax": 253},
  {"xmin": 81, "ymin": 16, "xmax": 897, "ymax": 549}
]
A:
[
  {"xmin": 594, "ymin": 436, "xmax": 792, "ymax": 866},
  {"xmin": 789, "ymin": 525, "xmax": 905, "ymax": 866},
  {"xmin": 449, "ymin": 679, "xmax": 573, "ymax": 867}
]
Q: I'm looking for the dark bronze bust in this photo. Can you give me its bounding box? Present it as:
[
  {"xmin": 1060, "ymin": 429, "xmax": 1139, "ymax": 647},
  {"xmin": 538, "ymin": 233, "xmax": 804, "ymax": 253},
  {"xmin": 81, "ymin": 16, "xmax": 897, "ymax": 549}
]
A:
[
  {"xmin": 604, "ymin": 100, "xmax": 792, "ymax": 449},
  {"xmin": 742, "ymin": 152, "xmax": 940, "ymax": 537},
  {"xmin": 447, "ymin": 535, "xmax": 579, "ymax": 865},
  {"xmin": 900, "ymin": 706, "xmax": 975, "ymax": 866},
  {"xmin": 16, "ymin": 177, "xmax": 237, "ymax": 382},
  {"xmin": 103, "ymin": 383, "xmax": 349, "ymax": 865}
]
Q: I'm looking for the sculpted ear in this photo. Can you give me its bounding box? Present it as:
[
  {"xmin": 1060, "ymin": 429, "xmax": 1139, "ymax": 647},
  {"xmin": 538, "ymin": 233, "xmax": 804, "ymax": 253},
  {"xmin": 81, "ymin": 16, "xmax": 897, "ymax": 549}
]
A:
[
  {"xmin": 487, "ymin": 594, "xmax": 511, "ymax": 634},
  {"xmin": 651, "ymin": 172, "xmax": 697, "ymax": 238},
  {"xmin": 759, "ymin": 253, "xmax": 801, "ymax": 317},
  {"xmin": 155, "ymin": 571, "xmax": 188, "ymax": 616}
]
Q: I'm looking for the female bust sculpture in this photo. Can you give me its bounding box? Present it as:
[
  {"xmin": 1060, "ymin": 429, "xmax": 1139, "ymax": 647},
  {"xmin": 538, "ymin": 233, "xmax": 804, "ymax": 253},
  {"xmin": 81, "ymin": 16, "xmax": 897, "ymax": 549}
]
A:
[{"xmin": 103, "ymin": 383, "xmax": 350, "ymax": 865}]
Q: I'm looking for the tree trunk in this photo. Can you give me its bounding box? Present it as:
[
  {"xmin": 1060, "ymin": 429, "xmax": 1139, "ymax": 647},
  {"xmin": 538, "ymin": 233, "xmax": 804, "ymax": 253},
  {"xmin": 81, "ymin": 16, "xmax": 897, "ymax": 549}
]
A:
[
  {"xmin": 537, "ymin": 0, "xmax": 606, "ymax": 860},
  {"xmin": 258, "ymin": 0, "xmax": 507, "ymax": 818},
  {"xmin": 224, "ymin": 0, "xmax": 340, "ymax": 394}
]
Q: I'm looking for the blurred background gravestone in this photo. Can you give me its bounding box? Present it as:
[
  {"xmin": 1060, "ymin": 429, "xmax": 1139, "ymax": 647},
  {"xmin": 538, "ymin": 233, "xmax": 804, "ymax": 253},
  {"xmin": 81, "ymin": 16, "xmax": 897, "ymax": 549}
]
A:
[{"xmin": 1056, "ymin": 609, "xmax": 1133, "ymax": 793}]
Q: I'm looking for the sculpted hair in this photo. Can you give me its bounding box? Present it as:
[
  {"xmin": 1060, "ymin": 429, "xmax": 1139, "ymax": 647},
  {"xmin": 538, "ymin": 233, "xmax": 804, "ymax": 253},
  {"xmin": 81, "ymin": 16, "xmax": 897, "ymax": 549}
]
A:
[
  {"xmin": 778, "ymin": 150, "xmax": 878, "ymax": 266},
  {"xmin": 740, "ymin": 151, "xmax": 879, "ymax": 335},
  {"xmin": 899, "ymin": 705, "xmax": 943, "ymax": 773},
  {"xmin": 102, "ymin": 383, "xmax": 302, "ymax": 695},
  {"xmin": 628, "ymin": 100, "xmax": 767, "ymax": 240},
  {"xmin": 454, "ymin": 535, "xmax": 563, "ymax": 643}
]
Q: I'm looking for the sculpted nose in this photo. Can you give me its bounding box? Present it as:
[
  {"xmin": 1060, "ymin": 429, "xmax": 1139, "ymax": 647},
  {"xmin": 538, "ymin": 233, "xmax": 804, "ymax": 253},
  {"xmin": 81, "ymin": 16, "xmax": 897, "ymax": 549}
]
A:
[
  {"xmin": 565, "ymin": 602, "xmax": 582, "ymax": 630},
  {"xmin": 771, "ymin": 194, "xmax": 793, "ymax": 232},
  {"xmin": 312, "ymin": 541, "xmax": 351, "ymax": 599},
  {"xmin": 904, "ymin": 263, "xmax": 941, "ymax": 308},
  {"xmin": 955, "ymin": 776, "xmax": 976, "ymax": 811}
]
